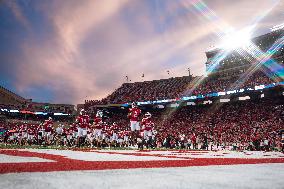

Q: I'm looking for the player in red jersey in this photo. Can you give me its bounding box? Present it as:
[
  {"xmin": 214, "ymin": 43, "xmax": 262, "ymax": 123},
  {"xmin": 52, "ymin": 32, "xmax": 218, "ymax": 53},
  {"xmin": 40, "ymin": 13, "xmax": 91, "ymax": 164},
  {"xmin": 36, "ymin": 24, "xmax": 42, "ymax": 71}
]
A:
[
  {"xmin": 44, "ymin": 117, "xmax": 53, "ymax": 145},
  {"xmin": 93, "ymin": 110, "xmax": 104, "ymax": 147},
  {"xmin": 101, "ymin": 122, "xmax": 111, "ymax": 147},
  {"xmin": 36, "ymin": 124, "xmax": 44, "ymax": 145},
  {"xmin": 18, "ymin": 124, "xmax": 27, "ymax": 145},
  {"xmin": 93, "ymin": 110, "xmax": 103, "ymax": 137},
  {"xmin": 110, "ymin": 122, "xmax": 119, "ymax": 147},
  {"xmin": 27, "ymin": 126, "xmax": 35, "ymax": 145},
  {"xmin": 67, "ymin": 126, "xmax": 75, "ymax": 147},
  {"xmin": 191, "ymin": 133, "xmax": 197, "ymax": 149},
  {"xmin": 128, "ymin": 102, "xmax": 141, "ymax": 142},
  {"xmin": 123, "ymin": 130, "xmax": 131, "ymax": 147},
  {"xmin": 76, "ymin": 109, "xmax": 90, "ymax": 147},
  {"xmin": 141, "ymin": 112, "xmax": 155, "ymax": 149}
]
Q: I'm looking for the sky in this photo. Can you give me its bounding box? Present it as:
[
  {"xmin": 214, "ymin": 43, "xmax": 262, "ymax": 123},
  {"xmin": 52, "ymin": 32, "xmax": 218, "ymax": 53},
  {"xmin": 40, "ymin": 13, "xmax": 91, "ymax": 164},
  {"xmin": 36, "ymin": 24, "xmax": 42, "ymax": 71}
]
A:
[{"xmin": 0, "ymin": 0, "xmax": 283, "ymax": 105}]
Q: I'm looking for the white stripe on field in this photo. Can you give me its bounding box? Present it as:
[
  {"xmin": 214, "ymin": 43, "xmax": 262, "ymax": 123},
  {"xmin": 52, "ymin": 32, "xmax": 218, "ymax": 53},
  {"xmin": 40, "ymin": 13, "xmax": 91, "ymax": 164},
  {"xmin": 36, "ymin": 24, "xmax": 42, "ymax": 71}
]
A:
[
  {"xmin": 0, "ymin": 154, "xmax": 55, "ymax": 163},
  {"xmin": 20, "ymin": 149, "xmax": 186, "ymax": 161}
]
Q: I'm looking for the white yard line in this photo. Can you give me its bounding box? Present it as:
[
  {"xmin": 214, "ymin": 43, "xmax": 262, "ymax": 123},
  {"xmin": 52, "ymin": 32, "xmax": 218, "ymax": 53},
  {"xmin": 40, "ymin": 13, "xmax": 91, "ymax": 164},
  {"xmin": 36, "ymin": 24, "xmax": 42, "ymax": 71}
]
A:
[
  {"xmin": 0, "ymin": 154, "xmax": 55, "ymax": 163},
  {"xmin": 99, "ymin": 149, "xmax": 284, "ymax": 159},
  {"xmin": 20, "ymin": 149, "xmax": 185, "ymax": 161}
]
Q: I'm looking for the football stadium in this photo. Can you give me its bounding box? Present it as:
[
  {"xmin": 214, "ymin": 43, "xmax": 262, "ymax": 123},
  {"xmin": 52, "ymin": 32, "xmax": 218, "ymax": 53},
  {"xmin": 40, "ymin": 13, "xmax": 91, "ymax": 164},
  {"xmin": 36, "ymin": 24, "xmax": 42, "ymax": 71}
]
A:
[{"xmin": 0, "ymin": 1, "xmax": 284, "ymax": 189}]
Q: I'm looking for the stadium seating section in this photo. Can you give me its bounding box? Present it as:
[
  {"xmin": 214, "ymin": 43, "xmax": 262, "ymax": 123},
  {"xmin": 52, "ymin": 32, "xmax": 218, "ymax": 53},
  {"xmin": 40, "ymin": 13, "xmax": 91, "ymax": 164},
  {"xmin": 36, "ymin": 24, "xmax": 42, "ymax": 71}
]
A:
[
  {"xmin": 85, "ymin": 70, "xmax": 279, "ymax": 107},
  {"xmin": 0, "ymin": 85, "xmax": 26, "ymax": 106}
]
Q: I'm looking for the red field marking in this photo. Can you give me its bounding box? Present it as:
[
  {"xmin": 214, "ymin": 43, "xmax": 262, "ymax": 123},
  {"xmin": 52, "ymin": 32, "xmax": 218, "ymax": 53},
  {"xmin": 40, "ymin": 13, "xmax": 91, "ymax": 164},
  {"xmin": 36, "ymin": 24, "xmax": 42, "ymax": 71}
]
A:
[{"xmin": 0, "ymin": 149, "xmax": 284, "ymax": 174}]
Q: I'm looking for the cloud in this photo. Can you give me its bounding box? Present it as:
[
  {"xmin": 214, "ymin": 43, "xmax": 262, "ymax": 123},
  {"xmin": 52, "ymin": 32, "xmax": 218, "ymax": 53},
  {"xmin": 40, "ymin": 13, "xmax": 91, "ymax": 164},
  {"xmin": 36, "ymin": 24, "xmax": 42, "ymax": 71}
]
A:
[
  {"xmin": 4, "ymin": 0, "xmax": 31, "ymax": 31},
  {"xmin": 14, "ymin": 0, "xmax": 129, "ymax": 104}
]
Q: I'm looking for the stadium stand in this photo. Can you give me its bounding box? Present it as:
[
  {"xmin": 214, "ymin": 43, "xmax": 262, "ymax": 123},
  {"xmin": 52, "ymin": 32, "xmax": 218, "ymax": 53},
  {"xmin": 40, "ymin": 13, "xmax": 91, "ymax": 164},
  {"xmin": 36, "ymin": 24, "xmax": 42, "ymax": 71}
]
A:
[
  {"xmin": 84, "ymin": 69, "xmax": 278, "ymax": 107},
  {"xmin": 0, "ymin": 85, "xmax": 27, "ymax": 106},
  {"xmin": 0, "ymin": 85, "xmax": 75, "ymax": 125}
]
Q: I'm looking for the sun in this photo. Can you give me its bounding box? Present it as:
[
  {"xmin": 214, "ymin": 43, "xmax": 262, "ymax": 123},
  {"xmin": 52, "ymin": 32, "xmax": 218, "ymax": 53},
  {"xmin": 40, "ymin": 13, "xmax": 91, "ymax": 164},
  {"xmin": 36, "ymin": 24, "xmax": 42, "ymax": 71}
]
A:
[{"xmin": 219, "ymin": 27, "xmax": 253, "ymax": 51}]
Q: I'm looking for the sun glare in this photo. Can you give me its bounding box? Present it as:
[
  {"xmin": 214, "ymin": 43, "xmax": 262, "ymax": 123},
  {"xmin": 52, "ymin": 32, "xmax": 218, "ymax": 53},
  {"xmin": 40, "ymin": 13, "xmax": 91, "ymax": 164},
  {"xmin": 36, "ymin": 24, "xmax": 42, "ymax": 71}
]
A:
[{"xmin": 220, "ymin": 27, "xmax": 253, "ymax": 51}]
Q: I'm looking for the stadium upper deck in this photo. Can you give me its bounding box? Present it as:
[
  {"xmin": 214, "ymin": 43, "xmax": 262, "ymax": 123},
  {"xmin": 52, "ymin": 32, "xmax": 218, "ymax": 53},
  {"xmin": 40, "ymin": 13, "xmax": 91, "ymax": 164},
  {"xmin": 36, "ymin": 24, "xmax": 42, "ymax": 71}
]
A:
[
  {"xmin": 0, "ymin": 86, "xmax": 27, "ymax": 106},
  {"xmin": 0, "ymin": 85, "xmax": 75, "ymax": 115},
  {"xmin": 205, "ymin": 28, "xmax": 284, "ymax": 78}
]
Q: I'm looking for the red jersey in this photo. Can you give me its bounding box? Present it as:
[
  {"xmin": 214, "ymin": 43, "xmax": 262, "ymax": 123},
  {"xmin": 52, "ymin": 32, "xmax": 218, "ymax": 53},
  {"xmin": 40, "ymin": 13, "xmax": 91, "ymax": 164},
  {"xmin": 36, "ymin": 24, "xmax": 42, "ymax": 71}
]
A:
[
  {"xmin": 94, "ymin": 117, "xmax": 102, "ymax": 124},
  {"xmin": 94, "ymin": 117, "xmax": 103, "ymax": 129},
  {"xmin": 62, "ymin": 128, "xmax": 68, "ymax": 135},
  {"xmin": 123, "ymin": 130, "xmax": 130, "ymax": 137},
  {"xmin": 44, "ymin": 120, "xmax": 53, "ymax": 132},
  {"xmin": 141, "ymin": 117, "xmax": 154, "ymax": 131},
  {"xmin": 118, "ymin": 131, "xmax": 124, "ymax": 139},
  {"xmin": 110, "ymin": 124, "xmax": 119, "ymax": 133},
  {"xmin": 77, "ymin": 115, "xmax": 90, "ymax": 129},
  {"xmin": 19, "ymin": 125, "xmax": 26, "ymax": 132},
  {"xmin": 72, "ymin": 125, "xmax": 78, "ymax": 132},
  {"xmin": 28, "ymin": 128, "xmax": 35, "ymax": 135},
  {"xmin": 128, "ymin": 107, "xmax": 141, "ymax": 122},
  {"xmin": 67, "ymin": 128, "xmax": 74, "ymax": 135},
  {"xmin": 103, "ymin": 124, "xmax": 110, "ymax": 132},
  {"xmin": 191, "ymin": 134, "xmax": 197, "ymax": 143}
]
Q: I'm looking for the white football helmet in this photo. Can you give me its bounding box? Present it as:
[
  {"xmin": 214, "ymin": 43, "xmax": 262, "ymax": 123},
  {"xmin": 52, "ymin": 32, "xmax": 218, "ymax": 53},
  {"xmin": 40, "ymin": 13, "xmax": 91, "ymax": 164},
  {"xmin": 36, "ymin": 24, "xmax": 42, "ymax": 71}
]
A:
[
  {"xmin": 131, "ymin": 102, "xmax": 137, "ymax": 108},
  {"xmin": 145, "ymin": 112, "xmax": 151, "ymax": 118},
  {"xmin": 96, "ymin": 110, "xmax": 103, "ymax": 118},
  {"xmin": 80, "ymin": 109, "xmax": 85, "ymax": 115}
]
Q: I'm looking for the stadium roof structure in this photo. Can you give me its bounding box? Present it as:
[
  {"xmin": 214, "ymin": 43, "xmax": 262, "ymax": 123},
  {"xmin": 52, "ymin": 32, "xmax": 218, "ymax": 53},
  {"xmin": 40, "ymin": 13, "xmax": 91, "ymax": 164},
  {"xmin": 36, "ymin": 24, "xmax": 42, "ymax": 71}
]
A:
[{"xmin": 270, "ymin": 23, "xmax": 284, "ymax": 32}]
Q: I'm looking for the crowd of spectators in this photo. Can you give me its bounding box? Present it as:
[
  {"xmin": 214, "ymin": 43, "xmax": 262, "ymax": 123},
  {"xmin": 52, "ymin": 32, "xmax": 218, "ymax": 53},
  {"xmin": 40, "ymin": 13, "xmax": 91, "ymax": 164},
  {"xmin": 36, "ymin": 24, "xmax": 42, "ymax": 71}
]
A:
[
  {"xmin": 106, "ymin": 76, "xmax": 192, "ymax": 103},
  {"xmin": 188, "ymin": 71, "xmax": 276, "ymax": 96},
  {"xmin": 0, "ymin": 103, "xmax": 74, "ymax": 116},
  {"xmin": 0, "ymin": 85, "xmax": 26, "ymax": 106},
  {"xmin": 85, "ymin": 70, "xmax": 279, "ymax": 107},
  {"xmin": 152, "ymin": 99, "xmax": 283, "ymax": 151}
]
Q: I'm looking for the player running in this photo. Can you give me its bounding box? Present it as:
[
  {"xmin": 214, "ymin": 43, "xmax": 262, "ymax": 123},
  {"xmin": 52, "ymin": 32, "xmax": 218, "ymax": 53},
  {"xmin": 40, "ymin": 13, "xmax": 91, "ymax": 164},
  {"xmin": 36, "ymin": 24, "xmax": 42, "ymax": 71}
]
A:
[
  {"xmin": 76, "ymin": 109, "xmax": 90, "ymax": 147},
  {"xmin": 128, "ymin": 102, "xmax": 141, "ymax": 144},
  {"xmin": 93, "ymin": 110, "xmax": 104, "ymax": 147},
  {"xmin": 141, "ymin": 112, "xmax": 155, "ymax": 149},
  {"xmin": 44, "ymin": 117, "xmax": 54, "ymax": 145}
]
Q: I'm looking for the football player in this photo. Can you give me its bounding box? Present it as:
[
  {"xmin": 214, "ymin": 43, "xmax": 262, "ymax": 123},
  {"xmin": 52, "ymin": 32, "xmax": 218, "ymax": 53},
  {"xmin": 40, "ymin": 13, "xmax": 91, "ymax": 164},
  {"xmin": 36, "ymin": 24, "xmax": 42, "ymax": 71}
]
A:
[
  {"xmin": 141, "ymin": 112, "xmax": 155, "ymax": 149},
  {"xmin": 128, "ymin": 102, "xmax": 141, "ymax": 143},
  {"xmin": 44, "ymin": 117, "xmax": 53, "ymax": 145},
  {"xmin": 76, "ymin": 109, "xmax": 90, "ymax": 147}
]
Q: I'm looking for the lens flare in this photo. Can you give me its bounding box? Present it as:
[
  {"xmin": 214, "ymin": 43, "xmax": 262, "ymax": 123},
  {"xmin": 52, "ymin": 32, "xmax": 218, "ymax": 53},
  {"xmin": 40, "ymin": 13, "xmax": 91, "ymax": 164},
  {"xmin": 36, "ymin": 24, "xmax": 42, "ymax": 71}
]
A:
[{"xmin": 219, "ymin": 28, "xmax": 252, "ymax": 51}]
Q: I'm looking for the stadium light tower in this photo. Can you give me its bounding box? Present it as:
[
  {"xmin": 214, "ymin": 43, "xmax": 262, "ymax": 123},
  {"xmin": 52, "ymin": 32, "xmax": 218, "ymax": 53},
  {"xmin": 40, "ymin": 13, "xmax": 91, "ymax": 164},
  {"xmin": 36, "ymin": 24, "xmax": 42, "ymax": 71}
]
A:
[{"xmin": 219, "ymin": 27, "xmax": 253, "ymax": 51}]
